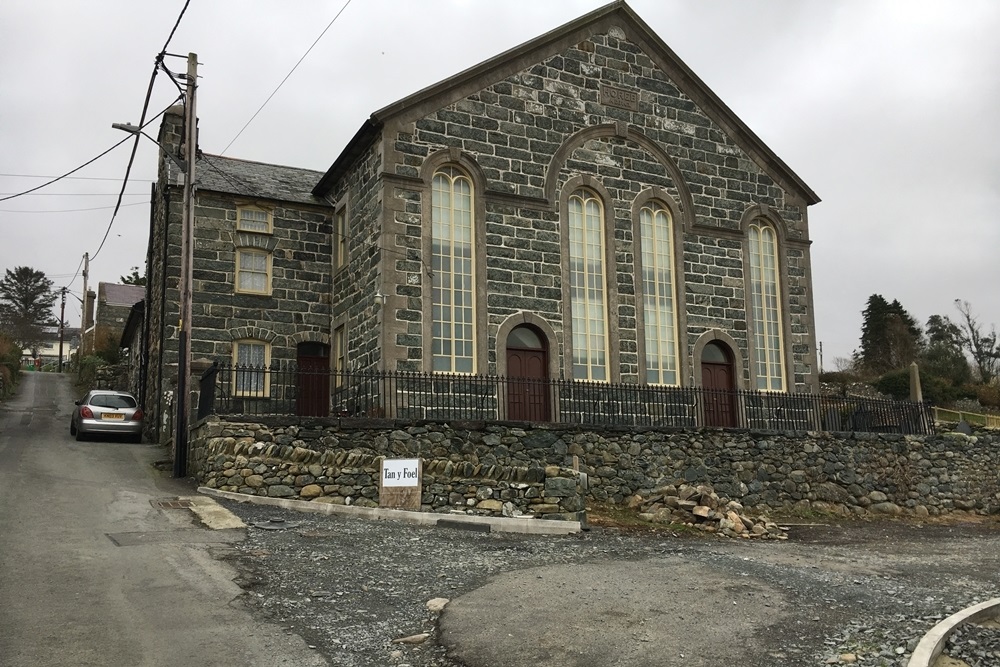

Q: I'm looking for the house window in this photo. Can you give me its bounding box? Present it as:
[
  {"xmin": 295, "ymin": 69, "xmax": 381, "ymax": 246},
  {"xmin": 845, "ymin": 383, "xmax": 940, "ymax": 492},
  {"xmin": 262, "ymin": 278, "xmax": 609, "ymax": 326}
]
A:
[
  {"xmin": 333, "ymin": 324, "xmax": 346, "ymax": 389},
  {"xmin": 237, "ymin": 206, "xmax": 272, "ymax": 233},
  {"xmin": 236, "ymin": 249, "xmax": 271, "ymax": 294},
  {"xmin": 748, "ymin": 221, "xmax": 785, "ymax": 391},
  {"xmin": 640, "ymin": 201, "xmax": 679, "ymax": 385},
  {"xmin": 333, "ymin": 206, "xmax": 347, "ymax": 272},
  {"xmin": 233, "ymin": 340, "xmax": 270, "ymax": 397},
  {"xmin": 431, "ymin": 166, "xmax": 475, "ymax": 374},
  {"xmin": 568, "ymin": 188, "xmax": 608, "ymax": 381}
]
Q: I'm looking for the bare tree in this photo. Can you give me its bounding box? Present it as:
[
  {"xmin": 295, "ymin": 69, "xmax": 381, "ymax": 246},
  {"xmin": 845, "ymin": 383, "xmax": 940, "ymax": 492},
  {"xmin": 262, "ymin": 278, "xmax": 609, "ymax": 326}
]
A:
[{"xmin": 954, "ymin": 300, "xmax": 999, "ymax": 384}]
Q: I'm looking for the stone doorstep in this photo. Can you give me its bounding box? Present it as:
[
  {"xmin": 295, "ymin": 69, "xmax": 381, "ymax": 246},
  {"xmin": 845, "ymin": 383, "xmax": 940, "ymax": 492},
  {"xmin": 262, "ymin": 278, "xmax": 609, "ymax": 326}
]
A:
[
  {"xmin": 197, "ymin": 487, "xmax": 582, "ymax": 536},
  {"xmin": 907, "ymin": 598, "xmax": 1000, "ymax": 667}
]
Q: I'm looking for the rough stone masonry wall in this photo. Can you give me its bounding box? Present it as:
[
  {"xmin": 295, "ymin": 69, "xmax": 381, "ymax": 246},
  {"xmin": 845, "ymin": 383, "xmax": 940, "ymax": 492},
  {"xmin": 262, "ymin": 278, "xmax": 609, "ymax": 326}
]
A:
[
  {"xmin": 190, "ymin": 418, "xmax": 1000, "ymax": 519},
  {"xmin": 190, "ymin": 419, "xmax": 587, "ymax": 520}
]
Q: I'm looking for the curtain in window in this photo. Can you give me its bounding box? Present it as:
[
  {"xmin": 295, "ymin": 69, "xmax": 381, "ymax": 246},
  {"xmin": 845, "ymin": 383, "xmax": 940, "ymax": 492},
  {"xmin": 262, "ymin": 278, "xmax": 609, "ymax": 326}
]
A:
[
  {"xmin": 238, "ymin": 250, "xmax": 268, "ymax": 293},
  {"xmin": 235, "ymin": 342, "xmax": 267, "ymax": 395}
]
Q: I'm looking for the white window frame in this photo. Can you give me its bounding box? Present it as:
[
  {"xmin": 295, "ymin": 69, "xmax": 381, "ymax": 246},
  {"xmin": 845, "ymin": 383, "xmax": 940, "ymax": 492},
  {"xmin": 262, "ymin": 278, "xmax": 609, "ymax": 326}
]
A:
[
  {"xmin": 333, "ymin": 324, "xmax": 346, "ymax": 389},
  {"xmin": 236, "ymin": 205, "xmax": 272, "ymax": 234},
  {"xmin": 568, "ymin": 188, "xmax": 608, "ymax": 382},
  {"xmin": 640, "ymin": 201, "xmax": 679, "ymax": 385},
  {"xmin": 748, "ymin": 221, "xmax": 786, "ymax": 391},
  {"xmin": 232, "ymin": 340, "xmax": 270, "ymax": 397},
  {"xmin": 431, "ymin": 166, "xmax": 476, "ymax": 374},
  {"xmin": 333, "ymin": 206, "xmax": 347, "ymax": 272},
  {"xmin": 235, "ymin": 248, "xmax": 271, "ymax": 295}
]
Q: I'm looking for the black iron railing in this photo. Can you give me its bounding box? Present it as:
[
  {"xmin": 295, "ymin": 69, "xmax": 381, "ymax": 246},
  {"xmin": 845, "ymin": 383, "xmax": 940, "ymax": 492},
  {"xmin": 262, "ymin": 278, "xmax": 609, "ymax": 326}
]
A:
[{"xmin": 196, "ymin": 362, "xmax": 934, "ymax": 435}]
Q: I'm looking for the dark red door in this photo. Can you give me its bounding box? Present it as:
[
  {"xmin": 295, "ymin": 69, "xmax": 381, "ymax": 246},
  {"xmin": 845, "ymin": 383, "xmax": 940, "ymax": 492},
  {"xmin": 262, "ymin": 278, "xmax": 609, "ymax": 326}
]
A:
[
  {"xmin": 701, "ymin": 342, "xmax": 736, "ymax": 428},
  {"xmin": 297, "ymin": 343, "xmax": 330, "ymax": 417},
  {"xmin": 506, "ymin": 326, "xmax": 550, "ymax": 422}
]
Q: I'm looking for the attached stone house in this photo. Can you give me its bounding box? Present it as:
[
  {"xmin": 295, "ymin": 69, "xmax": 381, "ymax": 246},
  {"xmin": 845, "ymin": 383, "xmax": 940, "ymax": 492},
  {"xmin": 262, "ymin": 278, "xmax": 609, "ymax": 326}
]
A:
[
  {"xmin": 81, "ymin": 282, "xmax": 144, "ymax": 357},
  {"xmin": 143, "ymin": 108, "xmax": 335, "ymax": 443},
  {"xmin": 145, "ymin": 1, "xmax": 821, "ymax": 442}
]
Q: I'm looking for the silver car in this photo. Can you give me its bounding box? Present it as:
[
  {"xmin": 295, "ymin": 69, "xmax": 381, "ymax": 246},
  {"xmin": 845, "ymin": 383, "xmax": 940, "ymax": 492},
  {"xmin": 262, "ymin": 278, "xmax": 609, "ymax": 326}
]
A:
[{"xmin": 70, "ymin": 390, "xmax": 144, "ymax": 442}]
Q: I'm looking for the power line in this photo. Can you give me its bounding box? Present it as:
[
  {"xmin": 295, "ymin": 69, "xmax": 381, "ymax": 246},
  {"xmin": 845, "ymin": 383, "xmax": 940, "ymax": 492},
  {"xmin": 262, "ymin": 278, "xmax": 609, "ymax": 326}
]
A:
[
  {"xmin": 0, "ymin": 137, "xmax": 134, "ymax": 202},
  {"xmin": 0, "ymin": 174, "xmax": 155, "ymax": 183},
  {"xmin": 0, "ymin": 193, "xmax": 149, "ymax": 197},
  {"xmin": 220, "ymin": 0, "xmax": 354, "ymax": 155},
  {"xmin": 0, "ymin": 202, "xmax": 148, "ymax": 214}
]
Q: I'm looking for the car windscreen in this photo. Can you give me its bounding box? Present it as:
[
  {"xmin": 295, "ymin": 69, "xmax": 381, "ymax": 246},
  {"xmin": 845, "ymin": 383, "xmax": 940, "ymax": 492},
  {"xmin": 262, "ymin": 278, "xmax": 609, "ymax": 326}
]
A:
[{"xmin": 90, "ymin": 395, "xmax": 137, "ymax": 409}]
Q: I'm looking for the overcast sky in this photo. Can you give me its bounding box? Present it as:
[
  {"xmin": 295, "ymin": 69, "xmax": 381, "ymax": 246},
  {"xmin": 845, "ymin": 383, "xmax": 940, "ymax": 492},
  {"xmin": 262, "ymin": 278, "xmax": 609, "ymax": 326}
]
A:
[{"xmin": 1, "ymin": 0, "xmax": 997, "ymax": 366}]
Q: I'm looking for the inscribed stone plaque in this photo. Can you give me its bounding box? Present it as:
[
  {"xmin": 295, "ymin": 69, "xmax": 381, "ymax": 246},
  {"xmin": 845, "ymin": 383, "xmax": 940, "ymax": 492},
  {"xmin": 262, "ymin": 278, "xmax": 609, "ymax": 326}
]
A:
[
  {"xmin": 379, "ymin": 458, "xmax": 422, "ymax": 510},
  {"xmin": 600, "ymin": 84, "xmax": 639, "ymax": 111}
]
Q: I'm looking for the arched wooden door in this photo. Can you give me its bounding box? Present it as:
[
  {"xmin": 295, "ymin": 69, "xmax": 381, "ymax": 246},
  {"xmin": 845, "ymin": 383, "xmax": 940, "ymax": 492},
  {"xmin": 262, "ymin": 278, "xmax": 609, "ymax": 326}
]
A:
[
  {"xmin": 296, "ymin": 342, "xmax": 330, "ymax": 417},
  {"xmin": 506, "ymin": 325, "xmax": 550, "ymax": 422},
  {"xmin": 701, "ymin": 341, "xmax": 737, "ymax": 428}
]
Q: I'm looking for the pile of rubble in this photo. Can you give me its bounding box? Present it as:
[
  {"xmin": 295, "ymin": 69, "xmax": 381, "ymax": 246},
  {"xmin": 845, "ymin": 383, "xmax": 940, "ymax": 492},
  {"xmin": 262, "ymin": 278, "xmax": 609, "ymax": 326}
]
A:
[{"xmin": 628, "ymin": 483, "xmax": 787, "ymax": 539}]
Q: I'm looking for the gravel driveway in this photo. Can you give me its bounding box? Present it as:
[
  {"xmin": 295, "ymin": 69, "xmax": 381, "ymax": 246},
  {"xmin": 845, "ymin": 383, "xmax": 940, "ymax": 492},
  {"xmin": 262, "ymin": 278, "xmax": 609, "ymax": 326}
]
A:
[{"xmin": 212, "ymin": 500, "xmax": 1000, "ymax": 667}]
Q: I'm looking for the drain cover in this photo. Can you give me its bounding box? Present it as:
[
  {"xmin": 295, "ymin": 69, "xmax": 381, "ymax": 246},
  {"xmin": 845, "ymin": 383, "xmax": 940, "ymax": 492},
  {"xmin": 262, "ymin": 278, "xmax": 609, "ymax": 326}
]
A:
[
  {"xmin": 253, "ymin": 517, "xmax": 301, "ymax": 530},
  {"xmin": 151, "ymin": 498, "xmax": 193, "ymax": 510}
]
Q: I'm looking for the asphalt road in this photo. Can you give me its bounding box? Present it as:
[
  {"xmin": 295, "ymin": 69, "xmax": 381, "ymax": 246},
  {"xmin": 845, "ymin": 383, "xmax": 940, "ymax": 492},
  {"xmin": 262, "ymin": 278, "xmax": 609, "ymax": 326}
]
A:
[{"xmin": 0, "ymin": 372, "xmax": 326, "ymax": 667}]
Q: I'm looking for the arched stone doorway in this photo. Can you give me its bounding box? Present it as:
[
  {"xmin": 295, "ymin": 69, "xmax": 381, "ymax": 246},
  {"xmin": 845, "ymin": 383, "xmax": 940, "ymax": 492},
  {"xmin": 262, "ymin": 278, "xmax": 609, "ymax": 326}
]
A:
[
  {"xmin": 505, "ymin": 324, "xmax": 550, "ymax": 422},
  {"xmin": 701, "ymin": 341, "xmax": 736, "ymax": 428}
]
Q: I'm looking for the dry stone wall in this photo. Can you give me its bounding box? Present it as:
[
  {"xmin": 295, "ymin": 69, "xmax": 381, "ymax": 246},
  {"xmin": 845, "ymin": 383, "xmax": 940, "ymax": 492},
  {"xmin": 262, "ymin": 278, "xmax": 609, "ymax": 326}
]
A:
[{"xmin": 189, "ymin": 417, "xmax": 1000, "ymax": 520}]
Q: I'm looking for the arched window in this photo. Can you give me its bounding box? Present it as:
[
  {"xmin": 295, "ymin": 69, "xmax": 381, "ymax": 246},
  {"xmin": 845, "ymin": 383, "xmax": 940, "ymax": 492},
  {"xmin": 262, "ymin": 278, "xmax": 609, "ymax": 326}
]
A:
[
  {"xmin": 568, "ymin": 188, "xmax": 608, "ymax": 381},
  {"xmin": 748, "ymin": 221, "xmax": 785, "ymax": 391},
  {"xmin": 431, "ymin": 166, "xmax": 475, "ymax": 373},
  {"xmin": 639, "ymin": 201, "xmax": 679, "ymax": 385}
]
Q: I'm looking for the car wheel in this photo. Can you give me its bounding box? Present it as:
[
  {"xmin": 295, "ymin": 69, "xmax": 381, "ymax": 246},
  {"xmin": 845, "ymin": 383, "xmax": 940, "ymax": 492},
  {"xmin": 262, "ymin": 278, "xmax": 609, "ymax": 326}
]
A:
[
  {"xmin": 70, "ymin": 421, "xmax": 77, "ymax": 436},
  {"xmin": 131, "ymin": 434, "xmax": 142, "ymax": 444},
  {"xmin": 75, "ymin": 429, "xmax": 86, "ymax": 442}
]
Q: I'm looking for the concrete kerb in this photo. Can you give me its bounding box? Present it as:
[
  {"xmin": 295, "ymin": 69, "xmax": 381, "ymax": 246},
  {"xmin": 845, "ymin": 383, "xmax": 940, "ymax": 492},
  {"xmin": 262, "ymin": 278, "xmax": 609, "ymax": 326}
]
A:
[
  {"xmin": 197, "ymin": 487, "xmax": 582, "ymax": 536},
  {"xmin": 907, "ymin": 598, "xmax": 1000, "ymax": 667}
]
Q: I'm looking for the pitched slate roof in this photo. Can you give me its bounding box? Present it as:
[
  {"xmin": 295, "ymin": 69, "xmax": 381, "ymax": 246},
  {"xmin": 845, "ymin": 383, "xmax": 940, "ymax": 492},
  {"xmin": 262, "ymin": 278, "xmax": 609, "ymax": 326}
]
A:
[
  {"xmin": 164, "ymin": 153, "xmax": 331, "ymax": 207},
  {"xmin": 313, "ymin": 0, "xmax": 819, "ymax": 205},
  {"xmin": 100, "ymin": 283, "xmax": 145, "ymax": 307}
]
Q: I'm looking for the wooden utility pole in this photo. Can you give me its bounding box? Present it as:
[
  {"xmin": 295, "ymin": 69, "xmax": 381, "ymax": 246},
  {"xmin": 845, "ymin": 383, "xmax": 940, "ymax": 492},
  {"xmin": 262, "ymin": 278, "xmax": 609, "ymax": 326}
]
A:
[
  {"xmin": 174, "ymin": 52, "xmax": 197, "ymax": 479},
  {"xmin": 58, "ymin": 288, "xmax": 66, "ymax": 372}
]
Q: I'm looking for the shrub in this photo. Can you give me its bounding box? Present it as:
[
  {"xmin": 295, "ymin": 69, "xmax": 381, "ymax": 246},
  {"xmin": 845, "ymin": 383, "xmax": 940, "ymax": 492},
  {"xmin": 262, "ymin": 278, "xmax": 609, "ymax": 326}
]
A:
[
  {"xmin": 872, "ymin": 368, "xmax": 910, "ymax": 400},
  {"xmin": 819, "ymin": 371, "xmax": 860, "ymax": 385},
  {"xmin": 976, "ymin": 384, "xmax": 1000, "ymax": 410},
  {"xmin": 77, "ymin": 355, "xmax": 107, "ymax": 390}
]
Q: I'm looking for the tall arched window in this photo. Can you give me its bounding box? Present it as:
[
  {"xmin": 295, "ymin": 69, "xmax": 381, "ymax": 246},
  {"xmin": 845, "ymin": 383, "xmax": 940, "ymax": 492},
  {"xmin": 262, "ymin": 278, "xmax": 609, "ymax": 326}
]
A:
[
  {"xmin": 568, "ymin": 188, "xmax": 608, "ymax": 381},
  {"xmin": 431, "ymin": 166, "xmax": 475, "ymax": 373},
  {"xmin": 639, "ymin": 201, "xmax": 679, "ymax": 385},
  {"xmin": 748, "ymin": 221, "xmax": 785, "ymax": 391}
]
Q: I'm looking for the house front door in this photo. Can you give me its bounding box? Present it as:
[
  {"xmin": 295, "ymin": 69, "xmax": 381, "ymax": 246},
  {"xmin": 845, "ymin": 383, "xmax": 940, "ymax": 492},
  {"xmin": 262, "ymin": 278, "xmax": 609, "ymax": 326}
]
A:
[
  {"xmin": 296, "ymin": 342, "xmax": 330, "ymax": 417},
  {"xmin": 701, "ymin": 341, "xmax": 736, "ymax": 428},
  {"xmin": 505, "ymin": 325, "xmax": 550, "ymax": 422}
]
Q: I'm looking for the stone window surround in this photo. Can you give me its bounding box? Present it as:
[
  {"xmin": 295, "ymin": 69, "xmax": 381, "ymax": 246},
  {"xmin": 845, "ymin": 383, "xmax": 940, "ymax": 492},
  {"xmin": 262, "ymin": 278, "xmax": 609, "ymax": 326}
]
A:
[
  {"xmin": 419, "ymin": 147, "xmax": 489, "ymax": 374},
  {"xmin": 631, "ymin": 188, "xmax": 687, "ymax": 386},
  {"xmin": 739, "ymin": 204, "xmax": 794, "ymax": 392}
]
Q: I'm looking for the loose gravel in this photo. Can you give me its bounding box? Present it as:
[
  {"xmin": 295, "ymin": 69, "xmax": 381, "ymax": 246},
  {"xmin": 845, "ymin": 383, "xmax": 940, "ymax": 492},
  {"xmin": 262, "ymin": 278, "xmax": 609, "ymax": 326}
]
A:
[{"xmin": 211, "ymin": 501, "xmax": 1000, "ymax": 667}]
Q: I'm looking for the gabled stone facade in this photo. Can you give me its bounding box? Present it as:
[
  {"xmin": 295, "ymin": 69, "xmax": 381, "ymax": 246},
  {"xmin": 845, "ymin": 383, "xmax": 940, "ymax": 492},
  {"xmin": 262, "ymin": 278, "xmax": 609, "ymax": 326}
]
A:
[{"xmin": 313, "ymin": 1, "xmax": 821, "ymax": 395}]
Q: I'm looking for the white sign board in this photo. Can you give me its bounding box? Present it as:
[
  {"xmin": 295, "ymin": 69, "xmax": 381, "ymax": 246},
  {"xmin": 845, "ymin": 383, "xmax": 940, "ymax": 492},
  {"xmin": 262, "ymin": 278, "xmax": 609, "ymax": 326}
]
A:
[{"xmin": 381, "ymin": 458, "xmax": 420, "ymax": 487}]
